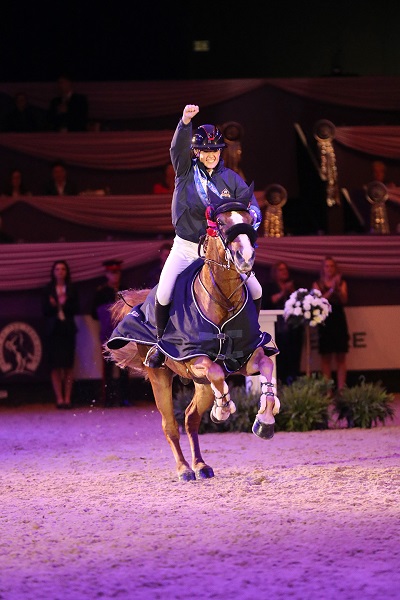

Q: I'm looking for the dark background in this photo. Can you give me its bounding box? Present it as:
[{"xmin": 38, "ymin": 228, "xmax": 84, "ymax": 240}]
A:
[{"xmin": 1, "ymin": 2, "xmax": 400, "ymax": 82}]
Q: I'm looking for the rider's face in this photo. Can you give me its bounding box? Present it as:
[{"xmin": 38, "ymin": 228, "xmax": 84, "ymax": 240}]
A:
[{"xmin": 199, "ymin": 148, "xmax": 221, "ymax": 170}]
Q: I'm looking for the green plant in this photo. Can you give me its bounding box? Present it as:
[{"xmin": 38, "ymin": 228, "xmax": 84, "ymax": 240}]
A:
[
  {"xmin": 276, "ymin": 374, "xmax": 333, "ymax": 432},
  {"xmin": 334, "ymin": 377, "xmax": 395, "ymax": 428}
]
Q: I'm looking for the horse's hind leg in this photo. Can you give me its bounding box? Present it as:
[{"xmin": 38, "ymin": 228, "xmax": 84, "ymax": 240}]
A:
[
  {"xmin": 185, "ymin": 382, "xmax": 215, "ymax": 479},
  {"xmin": 146, "ymin": 367, "xmax": 195, "ymax": 481}
]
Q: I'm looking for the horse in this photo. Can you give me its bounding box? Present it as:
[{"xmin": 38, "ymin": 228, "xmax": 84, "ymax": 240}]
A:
[{"xmin": 105, "ymin": 201, "xmax": 280, "ymax": 481}]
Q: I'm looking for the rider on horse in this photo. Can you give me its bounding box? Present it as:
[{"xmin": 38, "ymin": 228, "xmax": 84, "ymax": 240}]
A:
[{"xmin": 145, "ymin": 104, "xmax": 263, "ymax": 369}]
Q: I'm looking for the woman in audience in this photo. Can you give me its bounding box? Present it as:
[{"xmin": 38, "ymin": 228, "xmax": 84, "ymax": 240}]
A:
[
  {"xmin": 2, "ymin": 168, "xmax": 31, "ymax": 197},
  {"xmin": 312, "ymin": 256, "xmax": 349, "ymax": 392},
  {"xmin": 42, "ymin": 260, "xmax": 79, "ymax": 408}
]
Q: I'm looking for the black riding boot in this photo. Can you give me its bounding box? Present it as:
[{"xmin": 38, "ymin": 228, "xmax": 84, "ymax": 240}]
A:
[{"xmin": 144, "ymin": 300, "xmax": 171, "ymax": 368}]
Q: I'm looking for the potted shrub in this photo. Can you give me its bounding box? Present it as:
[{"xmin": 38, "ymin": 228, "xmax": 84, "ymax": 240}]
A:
[
  {"xmin": 276, "ymin": 373, "xmax": 333, "ymax": 432},
  {"xmin": 334, "ymin": 377, "xmax": 395, "ymax": 428}
]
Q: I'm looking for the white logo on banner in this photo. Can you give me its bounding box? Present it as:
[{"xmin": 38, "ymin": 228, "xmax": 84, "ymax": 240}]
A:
[{"xmin": 0, "ymin": 322, "xmax": 42, "ymax": 376}]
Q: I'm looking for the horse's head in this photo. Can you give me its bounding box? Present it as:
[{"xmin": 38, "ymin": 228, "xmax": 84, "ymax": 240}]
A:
[{"xmin": 205, "ymin": 201, "xmax": 257, "ymax": 273}]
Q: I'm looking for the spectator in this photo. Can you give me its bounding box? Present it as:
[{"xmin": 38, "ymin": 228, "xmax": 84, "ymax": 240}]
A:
[
  {"xmin": 2, "ymin": 92, "xmax": 39, "ymax": 132},
  {"xmin": 47, "ymin": 74, "xmax": 89, "ymax": 132},
  {"xmin": 312, "ymin": 256, "xmax": 349, "ymax": 392},
  {"xmin": 1, "ymin": 168, "xmax": 31, "ymax": 197},
  {"xmin": 152, "ymin": 163, "xmax": 175, "ymax": 194},
  {"xmin": 263, "ymin": 261, "xmax": 304, "ymax": 385},
  {"xmin": 42, "ymin": 259, "xmax": 79, "ymax": 409},
  {"xmin": 369, "ymin": 160, "xmax": 396, "ymax": 189},
  {"xmin": 43, "ymin": 160, "xmax": 79, "ymax": 196},
  {"xmin": 91, "ymin": 259, "xmax": 130, "ymax": 407}
]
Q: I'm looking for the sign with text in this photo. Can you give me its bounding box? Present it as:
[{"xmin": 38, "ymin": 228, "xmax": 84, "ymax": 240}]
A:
[{"xmin": 302, "ymin": 305, "xmax": 400, "ymax": 372}]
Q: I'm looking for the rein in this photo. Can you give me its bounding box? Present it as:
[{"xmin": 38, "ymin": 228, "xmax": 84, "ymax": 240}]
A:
[{"xmin": 196, "ymin": 217, "xmax": 252, "ymax": 312}]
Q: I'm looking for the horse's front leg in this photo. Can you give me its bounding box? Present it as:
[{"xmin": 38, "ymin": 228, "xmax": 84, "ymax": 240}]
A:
[
  {"xmin": 184, "ymin": 357, "xmax": 232, "ymax": 479},
  {"xmin": 244, "ymin": 348, "xmax": 280, "ymax": 440},
  {"xmin": 184, "ymin": 380, "xmax": 215, "ymax": 479}
]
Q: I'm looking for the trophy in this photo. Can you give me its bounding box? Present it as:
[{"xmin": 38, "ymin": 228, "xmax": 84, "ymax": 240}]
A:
[
  {"xmin": 366, "ymin": 181, "xmax": 390, "ymax": 234},
  {"xmin": 313, "ymin": 119, "xmax": 341, "ymax": 208},
  {"xmin": 262, "ymin": 183, "xmax": 287, "ymax": 237},
  {"xmin": 220, "ymin": 121, "xmax": 246, "ymax": 180}
]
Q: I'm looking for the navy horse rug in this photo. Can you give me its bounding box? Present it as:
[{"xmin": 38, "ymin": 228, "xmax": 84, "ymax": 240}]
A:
[{"xmin": 107, "ymin": 259, "xmax": 278, "ymax": 374}]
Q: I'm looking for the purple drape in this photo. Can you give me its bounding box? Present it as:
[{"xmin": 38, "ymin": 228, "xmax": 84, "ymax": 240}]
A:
[
  {"xmin": 2, "ymin": 77, "xmax": 400, "ymax": 118},
  {"xmin": 1, "ymin": 236, "xmax": 399, "ymax": 291},
  {"xmin": 0, "ymin": 194, "xmax": 174, "ymax": 232}
]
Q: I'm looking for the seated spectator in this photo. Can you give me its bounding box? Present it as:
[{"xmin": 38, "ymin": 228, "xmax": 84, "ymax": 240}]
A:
[
  {"xmin": 47, "ymin": 74, "xmax": 89, "ymax": 132},
  {"xmin": 1, "ymin": 168, "xmax": 31, "ymax": 197},
  {"xmin": 370, "ymin": 160, "xmax": 396, "ymax": 189},
  {"xmin": 43, "ymin": 161, "xmax": 79, "ymax": 196},
  {"xmin": 2, "ymin": 92, "xmax": 39, "ymax": 132},
  {"xmin": 152, "ymin": 163, "xmax": 175, "ymax": 194}
]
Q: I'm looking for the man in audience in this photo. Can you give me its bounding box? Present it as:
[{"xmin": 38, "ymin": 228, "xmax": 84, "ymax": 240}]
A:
[
  {"xmin": 43, "ymin": 161, "xmax": 79, "ymax": 195},
  {"xmin": 47, "ymin": 74, "xmax": 89, "ymax": 132},
  {"xmin": 91, "ymin": 259, "xmax": 130, "ymax": 407}
]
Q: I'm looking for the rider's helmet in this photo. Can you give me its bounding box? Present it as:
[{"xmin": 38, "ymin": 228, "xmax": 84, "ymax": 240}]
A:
[{"xmin": 191, "ymin": 124, "xmax": 226, "ymax": 150}]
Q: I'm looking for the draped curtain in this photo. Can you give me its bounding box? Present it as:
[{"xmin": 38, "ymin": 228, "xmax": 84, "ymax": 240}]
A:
[
  {"xmin": 0, "ymin": 194, "xmax": 174, "ymax": 232},
  {"xmin": 2, "ymin": 78, "xmax": 400, "ymax": 170},
  {"xmin": 2, "ymin": 127, "xmax": 400, "ymax": 172},
  {"xmin": 2, "ymin": 77, "xmax": 400, "ymax": 119},
  {"xmin": 1, "ymin": 236, "xmax": 399, "ymax": 292}
]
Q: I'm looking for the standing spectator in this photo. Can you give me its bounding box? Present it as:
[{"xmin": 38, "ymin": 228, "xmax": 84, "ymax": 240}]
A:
[
  {"xmin": 43, "ymin": 160, "xmax": 79, "ymax": 196},
  {"xmin": 2, "ymin": 92, "xmax": 38, "ymax": 132},
  {"xmin": 91, "ymin": 259, "xmax": 130, "ymax": 407},
  {"xmin": 1, "ymin": 168, "xmax": 31, "ymax": 197},
  {"xmin": 263, "ymin": 261, "xmax": 304, "ymax": 385},
  {"xmin": 144, "ymin": 242, "xmax": 172, "ymax": 288},
  {"xmin": 312, "ymin": 256, "xmax": 349, "ymax": 392},
  {"xmin": 47, "ymin": 74, "xmax": 89, "ymax": 132},
  {"xmin": 42, "ymin": 260, "xmax": 79, "ymax": 409}
]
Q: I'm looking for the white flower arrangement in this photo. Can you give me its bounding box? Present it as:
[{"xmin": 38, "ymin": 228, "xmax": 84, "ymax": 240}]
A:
[{"xmin": 283, "ymin": 287, "xmax": 331, "ymax": 328}]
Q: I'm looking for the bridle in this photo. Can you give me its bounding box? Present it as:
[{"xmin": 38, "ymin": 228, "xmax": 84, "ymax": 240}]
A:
[{"xmin": 196, "ymin": 204, "xmax": 257, "ymax": 312}]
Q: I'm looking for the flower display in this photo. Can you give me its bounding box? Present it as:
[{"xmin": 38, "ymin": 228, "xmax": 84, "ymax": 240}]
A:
[{"xmin": 283, "ymin": 288, "xmax": 331, "ymax": 328}]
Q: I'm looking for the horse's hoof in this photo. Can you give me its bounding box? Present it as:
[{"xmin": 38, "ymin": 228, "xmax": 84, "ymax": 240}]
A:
[
  {"xmin": 210, "ymin": 411, "xmax": 230, "ymax": 424},
  {"xmin": 179, "ymin": 469, "xmax": 196, "ymax": 482},
  {"xmin": 195, "ymin": 466, "xmax": 214, "ymax": 479},
  {"xmin": 252, "ymin": 417, "xmax": 275, "ymax": 440}
]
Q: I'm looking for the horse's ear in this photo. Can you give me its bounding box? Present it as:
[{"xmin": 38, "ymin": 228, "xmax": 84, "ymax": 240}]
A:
[{"xmin": 237, "ymin": 181, "xmax": 254, "ymax": 201}]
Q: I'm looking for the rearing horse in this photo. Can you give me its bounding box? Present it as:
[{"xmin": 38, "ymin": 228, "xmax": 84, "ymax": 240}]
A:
[{"xmin": 106, "ymin": 202, "xmax": 280, "ymax": 481}]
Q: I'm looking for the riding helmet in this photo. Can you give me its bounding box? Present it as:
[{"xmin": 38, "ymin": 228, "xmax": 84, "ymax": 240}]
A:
[{"xmin": 191, "ymin": 124, "xmax": 226, "ymax": 150}]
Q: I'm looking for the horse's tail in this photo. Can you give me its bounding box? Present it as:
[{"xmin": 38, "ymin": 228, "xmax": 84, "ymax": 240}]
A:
[
  {"xmin": 110, "ymin": 288, "xmax": 151, "ymax": 325},
  {"xmin": 105, "ymin": 287, "xmax": 152, "ymax": 378}
]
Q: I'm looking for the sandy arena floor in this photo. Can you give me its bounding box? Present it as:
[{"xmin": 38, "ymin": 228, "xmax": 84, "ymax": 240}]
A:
[{"xmin": 1, "ymin": 397, "xmax": 399, "ymax": 600}]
